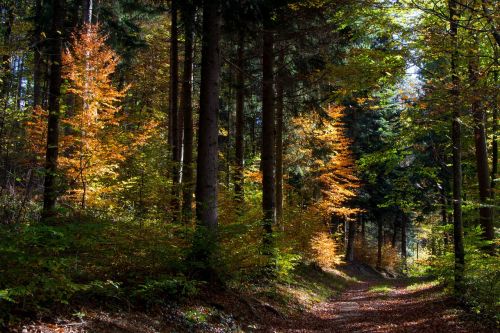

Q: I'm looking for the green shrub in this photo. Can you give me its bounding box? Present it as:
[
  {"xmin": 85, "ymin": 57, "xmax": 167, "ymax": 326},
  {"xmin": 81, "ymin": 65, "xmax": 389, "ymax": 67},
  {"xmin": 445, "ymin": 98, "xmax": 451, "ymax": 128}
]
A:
[
  {"xmin": 132, "ymin": 276, "xmax": 198, "ymax": 307},
  {"xmin": 0, "ymin": 213, "xmax": 194, "ymax": 326},
  {"xmin": 427, "ymin": 226, "xmax": 499, "ymax": 322}
]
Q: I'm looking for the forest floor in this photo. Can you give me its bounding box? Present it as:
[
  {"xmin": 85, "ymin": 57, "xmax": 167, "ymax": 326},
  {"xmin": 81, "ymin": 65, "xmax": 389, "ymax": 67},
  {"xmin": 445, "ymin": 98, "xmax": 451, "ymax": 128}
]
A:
[{"xmin": 14, "ymin": 263, "xmax": 496, "ymax": 333}]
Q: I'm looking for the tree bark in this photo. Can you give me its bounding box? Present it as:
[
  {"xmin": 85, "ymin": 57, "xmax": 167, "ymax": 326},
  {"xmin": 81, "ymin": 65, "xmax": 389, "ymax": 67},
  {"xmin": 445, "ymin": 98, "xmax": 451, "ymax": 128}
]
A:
[
  {"xmin": 449, "ymin": 0, "xmax": 465, "ymax": 292},
  {"xmin": 361, "ymin": 214, "xmax": 366, "ymax": 246},
  {"xmin": 33, "ymin": 0, "xmax": 43, "ymax": 109},
  {"xmin": 262, "ymin": 18, "xmax": 276, "ymax": 250},
  {"xmin": 490, "ymin": 60, "xmax": 498, "ymax": 224},
  {"xmin": 180, "ymin": 1, "xmax": 194, "ymax": 222},
  {"xmin": 195, "ymin": 0, "xmax": 221, "ymax": 232},
  {"xmin": 468, "ymin": 37, "xmax": 494, "ymax": 251},
  {"xmin": 376, "ymin": 217, "xmax": 383, "ymax": 269},
  {"xmin": 234, "ymin": 30, "xmax": 245, "ymax": 203},
  {"xmin": 401, "ymin": 214, "xmax": 407, "ymax": 263},
  {"xmin": 275, "ymin": 47, "xmax": 284, "ymax": 224},
  {"xmin": 440, "ymin": 185, "xmax": 449, "ymax": 248},
  {"xmin": 169, "ymin": 0, "xmax": 180, "ymax": 216},
  {"xmin": 391, "ymin": 215, "xmax": 398, "ymax": 248},
  {"xmin": 0, "ymin": 5, "xmax": 14, "ymax": 189},
  {"xmin": 345, "ymin": 219, "xmax": 355, "ymax": 262},
  {"xmin": 42, "ymin": 0, "xmax": 66, "ymax": 220}
]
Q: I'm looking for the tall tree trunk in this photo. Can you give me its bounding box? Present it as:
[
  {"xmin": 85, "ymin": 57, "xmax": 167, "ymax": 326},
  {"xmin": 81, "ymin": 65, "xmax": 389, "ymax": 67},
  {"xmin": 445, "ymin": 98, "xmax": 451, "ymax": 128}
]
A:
[
  {"xmin": 82, "ymin": 0, "xmax": 91, "ymax": 24},
  {"xmin": 169, "ymin": 0, "xmax": 180, "ymax": 216},
  {"xmin": 469, "ymin": 36, "xmax": 494, "ymax": 251},
  {"xmin": 262, "ymin": 18, "xmax": 276, "ymax": 250},
  {"xmin": 361, "ymin": 214, "xmax": 365, "ymax": 246},
  {"xmin": 440, "ymin": 185, "xmax": 449, "ymax": 248},
  {"xmin": 401, "ymin": 214, "xmax": 407, "ymax": 264},
  {"xmin": 275, "ymin": 47, "xmax": 284, "ymax": 224},
  {"xmin": 234, "ymin": 30, "xmax": 245, "ymax": 203},
  {"xmin": 491, "ymin": 57, "xmax": 498, "ymax": 221},
  {"xmin": 391, "ymin": 215, "xmax": 398, "ymax": 248},
  {"xmin": 345, "ymin": 219, "xmax": 355, "ymax": 262},
  {"xmin": 0, "ymin": 5, "xmax": 14, "ymax": 190},
  {"xmin": 195, "ymin": 0, "xmax": 221, "ymax": 232},
  {"xmin": 449, "ymin": 0, "xmax": 465, "ymax": 292},
  {"xmin": 181, "ymin": 1, "xmax": 194, "ymax": 222},
  {"xmin": 42, "ymin": 0, "xmax": 66, "ymax": 220},
  {"xmin": 33, "ymin": 0, "xmax": 43, "ymax": 109},
  {"xmin": 376, "ymin": 217, "xmax": 383, "ymax": 270}
]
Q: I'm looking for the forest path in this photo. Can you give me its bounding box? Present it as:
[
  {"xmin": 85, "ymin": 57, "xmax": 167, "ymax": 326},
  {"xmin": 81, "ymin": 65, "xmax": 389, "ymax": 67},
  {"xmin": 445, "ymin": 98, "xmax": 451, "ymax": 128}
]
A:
[{"xmin": 262, "ymin": 272, "xmax": 494, "ymax": 333}]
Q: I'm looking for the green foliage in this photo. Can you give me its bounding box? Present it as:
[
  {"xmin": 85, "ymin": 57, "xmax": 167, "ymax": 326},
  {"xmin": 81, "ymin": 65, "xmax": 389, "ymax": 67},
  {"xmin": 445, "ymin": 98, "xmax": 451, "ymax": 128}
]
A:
[
  {"xmin": 132, "ymin": 277, "xmax": 198, "ymax": 307},
  {"xmin": 369, "ymin": 284, "xmax": 393, "ymax": 293},
  {"xmin": 274, "ymin": 251, "xmax": 303, "ymax": 283},
  {"xmin": 428, "ymin": 226, "xmax": 499, "ymax": 322},
  {"xmin": 0, "ymin": 213, "xmax": 193, "ymax": 326}
]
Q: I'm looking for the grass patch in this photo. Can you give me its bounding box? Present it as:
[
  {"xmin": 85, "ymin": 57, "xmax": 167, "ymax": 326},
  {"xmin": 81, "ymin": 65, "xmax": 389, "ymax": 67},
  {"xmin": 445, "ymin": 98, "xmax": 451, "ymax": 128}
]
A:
[
  {"xmin": 369, "ymin": 284, "xmax": 393, "ymax": 294},
  {"xmin": 406, "ymin": 280, "xmax": 439, "ymax": 292}
]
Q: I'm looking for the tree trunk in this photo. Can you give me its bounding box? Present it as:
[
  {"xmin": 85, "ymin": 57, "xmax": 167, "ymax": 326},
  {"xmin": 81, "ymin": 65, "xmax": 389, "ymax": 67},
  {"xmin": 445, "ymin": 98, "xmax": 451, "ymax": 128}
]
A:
[
  {"xmin": 180, "ymin": 1, "xmax": 194, "ymax": 222},
  {"xmin": 195, "ymin": 0, "xmax": 221, "ymax": 232},
  {"xmin": 361, "ymin": 214, "xmax": 365, "ymax": 244},
  {"xmin": 234, "ymin": 30, "xmax": 245, "ymax": 203},
  {"xmin": 449, "ymin": 0, "xmax": 465, "ymax": 293},
  {"xmin": 345, "ymin": 219, "xmax": 355, "ymax": 262},
  {"xmin": 490, "ymin": 57, "xmax": 497, "ymax": 224},
  {"xmin": 42, "ymin": 0, "xmax": 66, "ymax": 220},
  {"xmin": 401, "ymin": 214, "xmax": 407, "ymax": 264},
  {"xmin": 262, "ymin": 18, "xmax": 276, "ymax": 250},
  {"xmin": 82, "ymin": 0, "xmax": 91, "ymax": 24},
  {"xmin": 0, "ymin": 5, "xmax": 13, "ymax": 190},
  {"xmin": 169, "ymin": 0, "xmax": 180, "ymax": 216},
  {"xmin": 440, "ymin": 185, "xmax": 449, "ymax": 248},
  {"xmin": 391, "ymin": 215, "xmax": 398, "ymax": 248},
  {"xmin": 469, "ymin": 37, "xmax": 494, "ymax": 251},
  {"xmin": 377, "ymin": 217, "xmax": 383, "ymax": 270},
  {"xmin": 275, "ymin": 47, "xmax": 284, "ymax": 224},
  {"xmin": 33, "ymin": 0, "xmax": 43, "ymax": 109}
]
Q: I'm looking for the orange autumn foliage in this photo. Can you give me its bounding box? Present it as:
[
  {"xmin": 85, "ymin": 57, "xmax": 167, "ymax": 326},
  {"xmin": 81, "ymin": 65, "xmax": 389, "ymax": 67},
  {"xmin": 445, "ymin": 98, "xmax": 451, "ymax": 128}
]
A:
[
  {"xmin": 25, "ymin": 25, "xmax": 157, "ymax": 209},
  {"xmin": 60, "ymin": 24, "xmax": 128, "ymax": 207},
  {"xmin": 293, "ymin": 105, "xmax": 360, "ymax": 219}
]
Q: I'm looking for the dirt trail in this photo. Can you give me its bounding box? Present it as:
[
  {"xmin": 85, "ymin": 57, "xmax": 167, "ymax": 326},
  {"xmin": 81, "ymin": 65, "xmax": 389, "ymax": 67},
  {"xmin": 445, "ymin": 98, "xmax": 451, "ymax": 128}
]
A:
[
  {"xmin": 262, "ymin": 275, "xmax": 495, "ymax": 333},
  {"xmin": 15, "ymin": 265, "xmax": 497, "ymax": 333}
]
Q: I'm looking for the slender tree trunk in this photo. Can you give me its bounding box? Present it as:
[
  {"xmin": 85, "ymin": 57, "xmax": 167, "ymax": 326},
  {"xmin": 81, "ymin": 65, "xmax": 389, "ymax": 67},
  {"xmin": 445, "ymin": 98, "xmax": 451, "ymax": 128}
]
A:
[
  {"xmin": 195, "ymin": 0, "xmax": 221, "ymax": 232},
  {"xmin": 33, "ymin": 0, "xmax": 43, "ymax": 109},
  {"xmin": 401, "ymin": 214, "xmax": 407, "ymax": 264},
  {"xmin": 82, "ymin": 0, "xmax": 90, "ymax": 24},
  {"xmin": 490, "ymin": 60, "xmax": 498, "ymax": 222},
  {"xmin": 275, "ymin": 47, "xmax": 284, "ymax": 224},
  {"xmin": 169, "ymin": 0, "xmax": 180, "ymax": 217},
  {"xmin": 180, "ymin": 1, "xmax": 194, "ymax": 222},
  {"xmin": 469, "ymin": 37, "xmax": 494, "ymax": 251},
  {"xmin": 449, "ymin": 0, "xmax": 465, "ymax": 292},
  {"xmin": 440, "ymin": 185, "xmax": 449, "ymax": 247},
  {"xmin": 377, "ymin": 217, "xmax": 383, "ymax": 269},
  {"xmin": 361, "ymin": 214, "xmax": 365, "ymax": 246},
  {"xmin": 262, "ymin": 18, "xmax": 276, "ymax": 250},
  {"xmin": 234, "ymin": 30, "xmax": 245, "ymax": 203},
  {"xmin": 42, "ymin": 0, "xmax": 65, "ymax": 220},
  {"xmin": 0, "ymin": 5, "xmax": 13, "ymax": 190},
  {"xmin": 251, "ymin": 114, "xmax": 256, "ymax": 156},
  {"xmin": 391, "ymin": 215, "xmax": 398, "ymax": 248},
  {"xmin": 345, "ymin": 219, "xmax": 355, "ymax": 262},
  {"xmin": 168, "ymin": 0, "xmax": 179, "ymax": 148}
]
